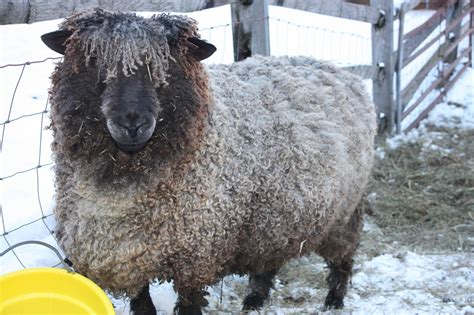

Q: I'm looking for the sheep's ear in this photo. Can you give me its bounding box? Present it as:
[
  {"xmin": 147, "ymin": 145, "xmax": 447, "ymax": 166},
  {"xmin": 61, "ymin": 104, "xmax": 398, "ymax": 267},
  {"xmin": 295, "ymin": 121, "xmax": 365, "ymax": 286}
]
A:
[
  {"xmin": 41, "ymin": 30, "xmax": 73, "ymax": 55},
  {"xmin": 186, "ymin": 37, "xmax": 216, "ymax": 61}
]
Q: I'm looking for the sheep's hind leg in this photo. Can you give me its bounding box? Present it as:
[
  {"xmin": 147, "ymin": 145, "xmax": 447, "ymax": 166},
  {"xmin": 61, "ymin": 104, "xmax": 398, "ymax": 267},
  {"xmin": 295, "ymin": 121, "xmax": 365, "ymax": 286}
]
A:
[
  {"xmin": 130, "ymin": 283, "xmax": 156, "ymax": 315},
  {"xmin": 242, "ymin": 269, "xmax": 278, "ymax": 311},
  {"xmin": 317, "ymin": 206, "xmax": 363, "ymax": 310},
  {"xmin": 324, "ymin": 259, "xmax": 353, "ymax": 309}
]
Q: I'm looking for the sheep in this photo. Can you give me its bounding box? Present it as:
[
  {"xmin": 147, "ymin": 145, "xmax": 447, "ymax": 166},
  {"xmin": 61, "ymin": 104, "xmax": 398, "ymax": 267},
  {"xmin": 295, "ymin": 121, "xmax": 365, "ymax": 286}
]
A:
[{"xmin": 41, "ymin": 9, "xmax": 376, "ymax": 314}]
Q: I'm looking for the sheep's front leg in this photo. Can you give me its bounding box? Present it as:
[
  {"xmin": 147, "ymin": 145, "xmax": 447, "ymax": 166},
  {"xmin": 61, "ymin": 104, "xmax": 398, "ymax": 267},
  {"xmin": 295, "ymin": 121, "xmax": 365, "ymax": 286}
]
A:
[
  {"xmin": 242, "ymin": 269, "xmax": 278, "ymax": 311},
  {"xmin": 174, "ymin": 289, "xmax": 209, "ymax": 315},
  {"xmin": 130, "ymin": 283, "xmax": 156, "ymax": 315}
]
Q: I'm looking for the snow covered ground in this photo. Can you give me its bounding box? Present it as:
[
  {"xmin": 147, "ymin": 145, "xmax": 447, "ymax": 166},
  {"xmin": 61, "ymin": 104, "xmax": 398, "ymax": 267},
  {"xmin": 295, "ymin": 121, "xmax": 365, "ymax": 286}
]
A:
[
  {"xmin": 1, "ymin": 3, "xmax": 473, "ymax": 314},
  {"xmin": 113, "ymin": 249, "xmax": 474, "ymax": 314}
]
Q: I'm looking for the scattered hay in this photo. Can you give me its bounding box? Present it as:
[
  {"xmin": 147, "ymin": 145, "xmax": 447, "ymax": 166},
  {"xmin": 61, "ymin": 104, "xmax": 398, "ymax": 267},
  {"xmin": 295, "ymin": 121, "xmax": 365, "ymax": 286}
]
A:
[{"xmin": 366, "ymin": 126, "xmax": 474, "ymax": 252}]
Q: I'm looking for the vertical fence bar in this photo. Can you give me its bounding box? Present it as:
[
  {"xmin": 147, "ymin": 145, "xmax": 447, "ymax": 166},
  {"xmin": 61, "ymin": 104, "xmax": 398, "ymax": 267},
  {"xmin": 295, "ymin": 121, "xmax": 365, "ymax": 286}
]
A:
[
  {"xmin": 395, "ymin": 3, "xmax": 408, "ymax": 134},
  {"xmin": 231, "ymin": 0, "xmax": 270, "ymax": 61},
  {"xmin": 471, "ymin": 0, "xmax": 474, "ymax": 66},
  {"xmin": 371, "ymin": 0, "xmax": 395, "ymax": 134},
  {"xmin": 444, "ymin": 0, "xmax": 463, "ymax": 64}
]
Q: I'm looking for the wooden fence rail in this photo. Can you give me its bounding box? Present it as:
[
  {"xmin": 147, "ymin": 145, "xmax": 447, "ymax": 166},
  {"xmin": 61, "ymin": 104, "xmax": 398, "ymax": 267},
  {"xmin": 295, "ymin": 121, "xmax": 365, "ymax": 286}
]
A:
[
  {"xmin": 0, "ymin": 0, "xmax": 378, "ymax": 25},
  {"xmin": 398, "ymin": 0, "xmax": 473, "ymax": 133}
]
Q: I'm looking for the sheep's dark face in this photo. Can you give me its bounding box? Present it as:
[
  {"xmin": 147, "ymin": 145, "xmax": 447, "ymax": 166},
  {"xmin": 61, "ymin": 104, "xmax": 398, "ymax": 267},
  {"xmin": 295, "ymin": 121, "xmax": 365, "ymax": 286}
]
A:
[
  {"xmin": 100, "ymin": 67, "xmax": 160, "ymax": 153},
  {"xmin": 41, "ymin": 22, "xmax": 216, "ymax": 154}
]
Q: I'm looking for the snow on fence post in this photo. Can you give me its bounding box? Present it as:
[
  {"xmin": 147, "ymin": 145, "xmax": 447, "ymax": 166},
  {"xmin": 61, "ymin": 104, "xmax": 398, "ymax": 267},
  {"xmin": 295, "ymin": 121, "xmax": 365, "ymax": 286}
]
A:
[
  {"xmin": 371, "ymin": 0, "xmax": 395, "ymax": 135},
  {"xmin": 231, "ymin": 0, "xmax": 271, "ymax": 61}
]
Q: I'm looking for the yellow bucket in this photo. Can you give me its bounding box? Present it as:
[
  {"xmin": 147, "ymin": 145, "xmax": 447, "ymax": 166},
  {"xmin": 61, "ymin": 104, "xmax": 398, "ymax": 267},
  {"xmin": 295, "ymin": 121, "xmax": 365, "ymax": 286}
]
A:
[{"xmin": 0, "ymin": 267, "xmax": 114, "ymax": 314}]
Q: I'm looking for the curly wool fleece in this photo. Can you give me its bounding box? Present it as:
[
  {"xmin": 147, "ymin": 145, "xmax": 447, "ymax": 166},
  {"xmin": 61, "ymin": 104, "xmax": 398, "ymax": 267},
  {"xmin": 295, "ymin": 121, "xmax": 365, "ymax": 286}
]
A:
[
  {"xmin": 59, "ymin": 9, "xmax": 199, "ymax": 85},
  {"xmin": 52, "ymin": 53, "xmax": 376, "ymax": 297}
]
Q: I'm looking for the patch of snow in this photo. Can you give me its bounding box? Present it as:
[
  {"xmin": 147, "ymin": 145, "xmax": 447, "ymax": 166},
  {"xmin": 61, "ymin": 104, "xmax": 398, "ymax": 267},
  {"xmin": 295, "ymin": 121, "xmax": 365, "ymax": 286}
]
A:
[
  {"xmin": 425, "ymin": 69, "xmax": 474, "ymax": 129},
  {"xmin": 109, "ymin": 251, "xmax": 474, "ymax": 314},
  {"xmin": 366, "ymin": 192, "xmax": 378, "ymax": 210},
  {"xmin": 348, "ymin": 252, "xmax": 474, "ymax": 314},
  {"xmin": 375, "ymin": 147, "xmax": 386, "ymax": 159},
  {"xmin": 386, "ymin": 128, "xmax": 420, "ymax": 150}
]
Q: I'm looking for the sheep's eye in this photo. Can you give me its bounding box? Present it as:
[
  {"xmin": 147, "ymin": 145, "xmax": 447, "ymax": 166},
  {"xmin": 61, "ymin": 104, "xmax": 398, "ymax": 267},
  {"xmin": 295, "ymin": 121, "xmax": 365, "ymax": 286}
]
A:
[
  {"xmin": 96, "ymin": 67, "xmax": 108, "ymax": 92},
  {"xmin": 87, "ymin": 56, "xmax": 99, "ymax": 66}
]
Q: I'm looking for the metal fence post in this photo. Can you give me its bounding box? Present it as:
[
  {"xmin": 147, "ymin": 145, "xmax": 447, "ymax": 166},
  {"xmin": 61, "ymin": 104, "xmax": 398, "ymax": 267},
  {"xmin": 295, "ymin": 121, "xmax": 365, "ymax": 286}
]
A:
[
  {"xmin": 395, "ymin": 3, "xmax": 408, "ymax": 134},
  {"xmin": 470, "ymin": 0, "xmax": 474, "ymax": 67},
  {"xmin": 371, "ymin": 0, "xmax": 395, "ymax": 134},
  {"xmin": 231, "ymin": 0, "xmax": 271, "ymax": 61}
]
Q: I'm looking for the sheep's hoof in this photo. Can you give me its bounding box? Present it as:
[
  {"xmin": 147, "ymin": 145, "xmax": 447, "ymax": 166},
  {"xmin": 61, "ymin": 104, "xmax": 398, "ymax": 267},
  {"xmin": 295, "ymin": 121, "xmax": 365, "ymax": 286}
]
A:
[
  {"xmin": 242, "ymin": 291, "xmax": 265, "ymax": 311},
  {"xmin": 174, "ymin": 290, "xmax": 208, "ymax": 315},
  {"xmin": 130, "ymin": 284, "xmax": 156, "ymax": 315},
  {"xmin": 173, "ymin": 305, "xmax": 202, "ymax": 315},
  {"xmin": 324, "ymin": 290, "xmax": 344, "ymax": 310}
]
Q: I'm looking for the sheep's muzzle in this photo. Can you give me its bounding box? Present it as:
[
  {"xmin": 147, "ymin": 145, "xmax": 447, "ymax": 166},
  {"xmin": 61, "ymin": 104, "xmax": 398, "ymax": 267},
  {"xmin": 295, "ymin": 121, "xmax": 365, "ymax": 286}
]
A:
[
  {"xmin": 106, "ymin": 111, "xmax": 157, "ymax": 154},
  {"xmin": 116, "ymin": 142, "xmax": 148, "ymax": 153}
]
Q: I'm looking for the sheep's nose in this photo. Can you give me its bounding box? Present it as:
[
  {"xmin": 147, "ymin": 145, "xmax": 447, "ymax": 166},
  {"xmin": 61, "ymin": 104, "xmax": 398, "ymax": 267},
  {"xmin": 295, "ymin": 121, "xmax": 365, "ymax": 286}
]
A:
[
  {"xmin": 124, "ymin": 125, "xmax": 142, "ymax": 138},
  {"xmin": 118, "ymin": 112, "xmax": 147, "ymax": 139}
]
